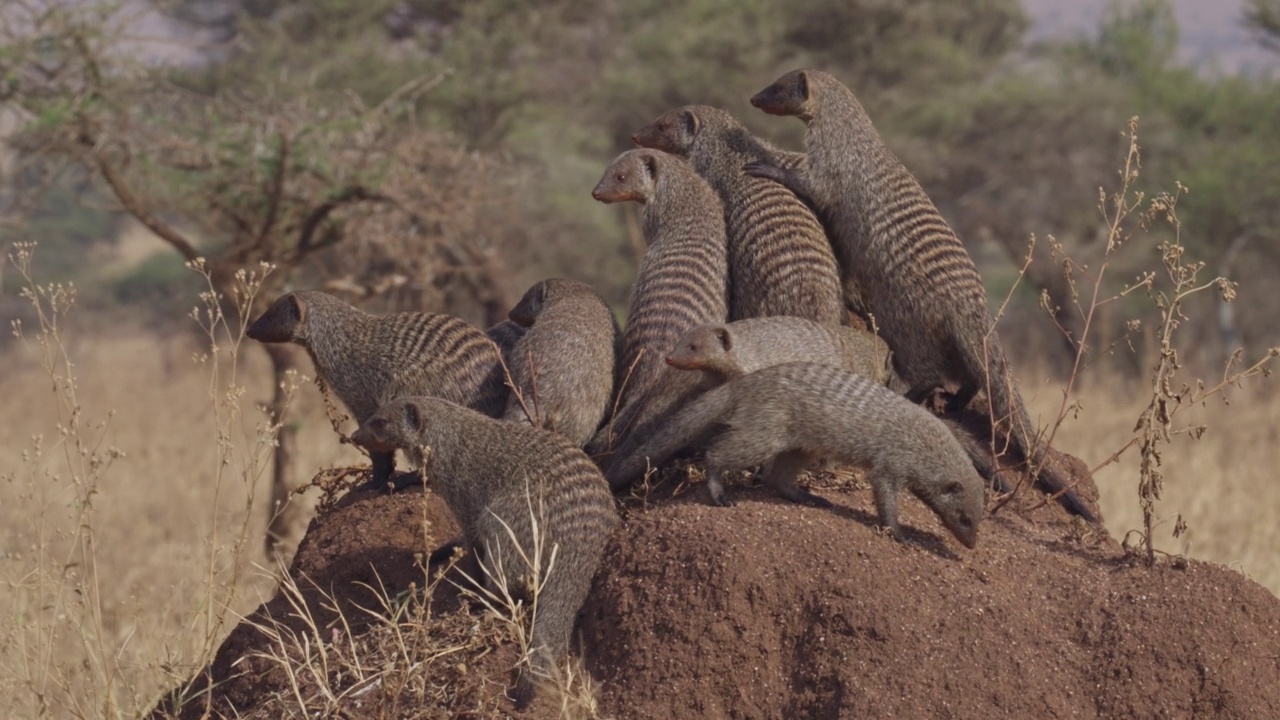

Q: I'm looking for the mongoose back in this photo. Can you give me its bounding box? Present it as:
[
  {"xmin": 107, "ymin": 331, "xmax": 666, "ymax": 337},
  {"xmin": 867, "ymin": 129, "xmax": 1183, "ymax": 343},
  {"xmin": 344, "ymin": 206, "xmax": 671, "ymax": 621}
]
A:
[
  {"xmin": 632, "ymin": 106, "xmax": 845, "ymax": 326},
  {"xmin": 746, "ymin": 69, "xmax": 1094, "ymax": 521},
  {"xmin": 246, "ymin": 291, "xmax": 506, "ymax": 487},
  {"xmin": 502, "ymin": 278, "xmax": 623, "ymax": 447},
  {"xmin": 588, "ymin": 148, "xmax": 729, "ymax": 458},
  {"xmin": 665, "ymin": 316, "xmax": 903, "ymax": 390},
  {"xmin": 350, "ymin": 396, "xmax": 618, "ymax": 708},
  {"xmin": 606, "ymin": 363, "xmax": 983, "ymax": 548}
]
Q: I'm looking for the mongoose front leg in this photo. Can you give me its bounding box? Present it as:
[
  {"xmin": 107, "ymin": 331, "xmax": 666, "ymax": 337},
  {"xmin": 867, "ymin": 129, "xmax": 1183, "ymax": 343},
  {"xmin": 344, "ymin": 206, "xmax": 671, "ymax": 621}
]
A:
[
  {"xmin": 764, "ymin": 450, "xmax": 832, "ymax": 508},
  {"xmin": 354, "ymin": 452, "xmax": 423, "ymax": 494},
  {"xmin": 742, "ymin": 161, "xmax": 816, "ymax": 206},
  {"xmin": 871, "ymin": 481, "xmax": 908, "ymax": 543}
]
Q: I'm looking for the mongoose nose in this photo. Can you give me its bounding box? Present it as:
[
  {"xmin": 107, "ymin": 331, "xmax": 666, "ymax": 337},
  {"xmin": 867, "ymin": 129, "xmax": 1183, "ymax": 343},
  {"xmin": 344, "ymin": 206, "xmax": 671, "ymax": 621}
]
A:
[
  {"xmin": 591, "ymin": 189, "xmax": 603, "ymax": 201},
  {"xmin": 664, "ymin": 356, "xmax": 675, "ymax": 365},
  {"xmin": 629, "ymin": 133, "xmax": 641, "ymax": 145},
  {"xmin": 748, "ymin": 92, "xmax": 765, "ymax": 109}
]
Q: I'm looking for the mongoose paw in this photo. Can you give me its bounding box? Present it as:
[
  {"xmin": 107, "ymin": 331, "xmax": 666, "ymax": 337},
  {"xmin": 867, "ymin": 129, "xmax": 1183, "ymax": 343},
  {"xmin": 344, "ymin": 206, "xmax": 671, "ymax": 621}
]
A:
[
  {"xmin": 353, "ymin": 470, "xmax": 423, "ymax": 494},
  {"xmin": 799, "ymin": 493, "xmax": 833, "ymax": 509},
  {"xmin": 708, "ymin": 492, "xmax": 736, "ymax": 508},
  {"xmin": 742, "ymin": 160, "xmax": 786, "ymax": 183}
]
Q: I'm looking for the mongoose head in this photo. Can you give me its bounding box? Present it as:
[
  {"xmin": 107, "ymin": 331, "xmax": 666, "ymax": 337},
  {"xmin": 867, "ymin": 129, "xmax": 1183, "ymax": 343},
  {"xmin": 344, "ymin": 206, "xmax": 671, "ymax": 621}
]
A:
[
  {"xmin": 351, "ymin": 396, "xmax": 429, "ymax": 454},
  {"xmin": 666, "ymin": 323, "xmax": 733, "ymax": 376},
  {"xmin": 592, "ymin": 149, "xmax": 660, "ymax": 204},
  {"xmin": 247, "ymin": 291, "xmax": 311, "ymax": 344},
  {"xmin": 630, "ymin": 105, "xmax": 721, "ymax": 155},
  {"xmin": 750, "ymin": 69, "xmax": 819, "ymax": 122},
  {"xmin": 913, "ymin": 475, "xmax": 983, "ymax": 549}
]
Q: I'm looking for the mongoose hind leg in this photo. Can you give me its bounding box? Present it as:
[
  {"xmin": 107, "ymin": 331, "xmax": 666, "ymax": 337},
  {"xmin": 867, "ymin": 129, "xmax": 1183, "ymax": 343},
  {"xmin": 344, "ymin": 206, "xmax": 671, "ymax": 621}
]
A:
[
  {"xmin": 763, "ymin": 449, "xmax": 831, "ymax": 508},
  {"xmin": 702, "ymin": 461, "xmax": 735, "ymax": 507}
]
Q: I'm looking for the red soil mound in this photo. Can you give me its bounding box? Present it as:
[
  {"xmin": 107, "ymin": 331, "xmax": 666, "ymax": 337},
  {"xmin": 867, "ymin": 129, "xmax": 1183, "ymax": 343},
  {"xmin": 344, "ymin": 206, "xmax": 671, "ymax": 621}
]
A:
[{"xmin": 150, "ymin": 464, "xmax": 1280, "ymax": 719}]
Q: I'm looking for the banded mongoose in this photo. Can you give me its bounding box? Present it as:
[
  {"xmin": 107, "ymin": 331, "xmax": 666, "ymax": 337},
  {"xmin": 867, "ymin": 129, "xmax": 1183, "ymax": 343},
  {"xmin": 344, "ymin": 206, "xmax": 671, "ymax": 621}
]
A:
[
  {"xmin": 501, "ymin": 278, "xmax": 623, "ymax": 447},
  {"xmin": 350, "ymin": 396, "xmax": 618, "ymax": 708},
  {"xmin": 662, "ymin": 317, "xmax": 1003, "ymax": 483},
  {"xmin": 632, "ymin": 106, "xmax": 846, "ymax": 326},
  {"xmin": 587, "ymin": 148, "xmax": 729, "ymax": 460},
  {"xmin": 246, "ymin": 291, "xmax": 506, "ymax": 489},
  {"xmin": 665, "ymin": 316, "xmax": 904, "ymax": 391},
  {"xmin": 607, "ymin": 363, "xmax": 983, "ymax": 547},
  {"xmin": 746, "ymin": 69, "xmax": 1095, "ymax": 522}
]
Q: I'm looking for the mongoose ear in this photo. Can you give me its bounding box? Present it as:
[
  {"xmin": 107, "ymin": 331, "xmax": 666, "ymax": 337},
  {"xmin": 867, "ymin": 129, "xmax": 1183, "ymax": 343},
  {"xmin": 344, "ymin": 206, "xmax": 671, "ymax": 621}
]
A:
[
  {"xmin": 714, "ymin": 326, "xmax": 732, "ymax": 351},
  {"xmin": 289, "ymin": 293, "xmax": 307, "ymax": 326},
  {"xmin": 942, "ymin": 480, "xmax": 965, "ymax": 496},
  {"xmin": 404, "ymin": 399, "xmax": 426, "ymax": 434},
  {"xmin": 797, "ymin": 70, "xmax": 812, "ymax": 101},
  {"xmin": 681, "ymin": 109, "xmax": 700, "ymax": 137},
  {"xmin": 642, "ymin": 153, "xmax": 658, "ymax": 182}
]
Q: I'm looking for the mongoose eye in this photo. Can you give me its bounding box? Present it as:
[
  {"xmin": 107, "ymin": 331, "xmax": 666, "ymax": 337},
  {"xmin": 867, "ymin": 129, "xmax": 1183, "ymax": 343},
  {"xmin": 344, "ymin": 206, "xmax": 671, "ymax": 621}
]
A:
[
  {"xmin": 942, "ymin": 481, "xmax": 964, "ymax": 495},
  {"xmin": 615, "ymin": 173, "xmax": 627, "ymax": 183}
]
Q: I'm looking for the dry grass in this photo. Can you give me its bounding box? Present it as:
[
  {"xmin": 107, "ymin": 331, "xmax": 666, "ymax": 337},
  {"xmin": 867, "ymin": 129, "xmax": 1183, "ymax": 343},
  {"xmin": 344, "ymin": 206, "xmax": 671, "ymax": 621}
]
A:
[{"xmin": 1028, "ymin": 372, "xmax": 1280, "ymax": 591}]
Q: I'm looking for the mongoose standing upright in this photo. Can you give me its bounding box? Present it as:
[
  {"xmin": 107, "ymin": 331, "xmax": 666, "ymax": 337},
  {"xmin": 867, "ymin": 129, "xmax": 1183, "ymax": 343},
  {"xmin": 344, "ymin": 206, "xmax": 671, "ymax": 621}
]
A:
[
  {"xmin": 632, "ymin": 106, "xmax": 846, "ymax": 326},
  {"xmin": 350, "ymin": 396, "xmax": 618, "ymax": 709},
  {"xmin": 587, "ymin": 148, "xmax": 729, "ymax": 461},
  {"xmin": 746, "ymin": 69, "xmax": 1095, "ymax": 521},
  {"xmin": 501, "ymin": 278, "xmax": 623, "ymax": 447},
  {"xmin": 606, "ymin": 363, "xmax": 983, "ymax": 548},
  {"xmin": 246, "ymin": 291, "xmax": 506, "ymax": 488}
]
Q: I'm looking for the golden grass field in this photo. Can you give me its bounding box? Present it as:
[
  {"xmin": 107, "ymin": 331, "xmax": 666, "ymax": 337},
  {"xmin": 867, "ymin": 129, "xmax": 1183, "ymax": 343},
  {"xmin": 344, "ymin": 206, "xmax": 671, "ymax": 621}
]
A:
[{"xmin": 0, "ymin": 319, "xmax": 1276, "ymax": 716}]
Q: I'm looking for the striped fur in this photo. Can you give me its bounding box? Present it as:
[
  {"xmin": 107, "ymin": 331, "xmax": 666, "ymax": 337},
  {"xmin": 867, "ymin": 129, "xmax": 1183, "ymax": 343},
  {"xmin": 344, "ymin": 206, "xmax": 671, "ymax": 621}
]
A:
[
  {"xmin": 605, "ymin": 363, "xmax": 983, "ymax": 548},
  {"xmin": 351, "ymin": 397, "xmax": 619, "ymax": 709},
  {"xmin": 501, "ymin": 279, "xmax": 622, "ymax": 447},
  {"xmin": 246, "ymin": 290, "xmax": 507, "ymax": 485},
  {"xmin": 748, "ymin": 69, "xmax": 1095, "ymax": 521},
  {"xmin": 588, "ymin": 149, "xmax": 729, "ymax": 460},
  {"xmin": 632, "ymin": 106, "xmax": 845, "ymax": 326}
]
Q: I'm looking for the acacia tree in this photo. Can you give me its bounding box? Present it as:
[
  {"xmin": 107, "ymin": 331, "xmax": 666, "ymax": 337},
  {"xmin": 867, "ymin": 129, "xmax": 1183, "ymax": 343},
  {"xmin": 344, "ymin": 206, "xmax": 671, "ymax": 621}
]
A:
[{"xmin": 2, "ymin": 2, "xmax": 521, "ymax": 555}]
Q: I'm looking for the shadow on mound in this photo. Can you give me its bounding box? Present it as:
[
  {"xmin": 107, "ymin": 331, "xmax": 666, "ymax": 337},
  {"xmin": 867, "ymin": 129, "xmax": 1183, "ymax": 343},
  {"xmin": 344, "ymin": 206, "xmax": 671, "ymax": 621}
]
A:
[{"xmin": 151, "ymin": 461, "xmax": 1280, "ymax": 719}]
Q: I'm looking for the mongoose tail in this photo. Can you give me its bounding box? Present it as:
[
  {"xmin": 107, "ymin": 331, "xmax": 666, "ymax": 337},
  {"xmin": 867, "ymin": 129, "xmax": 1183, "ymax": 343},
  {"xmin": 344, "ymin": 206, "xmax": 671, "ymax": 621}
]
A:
[
  {"xmin": 603, "ymin": 381, "xmax": 738, "ymax": 492},
  {"xmin": 951, "ymin": 312, "xmax": 1097, "ymax": 521}
]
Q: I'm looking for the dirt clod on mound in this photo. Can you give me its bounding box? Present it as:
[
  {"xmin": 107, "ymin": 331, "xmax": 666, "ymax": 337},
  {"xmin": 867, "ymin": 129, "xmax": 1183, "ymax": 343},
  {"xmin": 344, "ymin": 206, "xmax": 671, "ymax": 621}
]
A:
[{"xmin": 153, "ymin": 464, "xmax": 1280, "ymax": 719}]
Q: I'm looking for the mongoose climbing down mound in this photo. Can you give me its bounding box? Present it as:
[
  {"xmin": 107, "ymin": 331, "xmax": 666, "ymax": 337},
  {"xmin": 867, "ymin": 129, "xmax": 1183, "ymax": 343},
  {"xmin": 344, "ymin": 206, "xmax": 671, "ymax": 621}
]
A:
[
  {"xmin": 605, "ymin": 362, "xmax": 984, "ymax": 548},
  {"xmin": 351, "ymin": 396, "xmax": 619, "ymax": 709}
]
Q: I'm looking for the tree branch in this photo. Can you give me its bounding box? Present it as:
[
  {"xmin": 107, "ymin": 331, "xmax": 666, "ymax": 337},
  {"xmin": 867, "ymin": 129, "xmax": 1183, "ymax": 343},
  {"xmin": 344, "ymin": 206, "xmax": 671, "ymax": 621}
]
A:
[{"xmin": 83, "ymin": 129, "xmax": 203, "ymax": 262}]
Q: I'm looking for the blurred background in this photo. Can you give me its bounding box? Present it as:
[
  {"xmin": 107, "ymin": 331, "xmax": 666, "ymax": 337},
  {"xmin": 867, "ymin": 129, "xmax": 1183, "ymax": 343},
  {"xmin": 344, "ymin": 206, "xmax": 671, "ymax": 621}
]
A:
[
  {"xmin": 2, "ymin": 2, "xmax": 1279, "ymax": 713},
  {"xmin": 2, "ymin": 1, "xmax": 1280, "ymax": 712}
]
